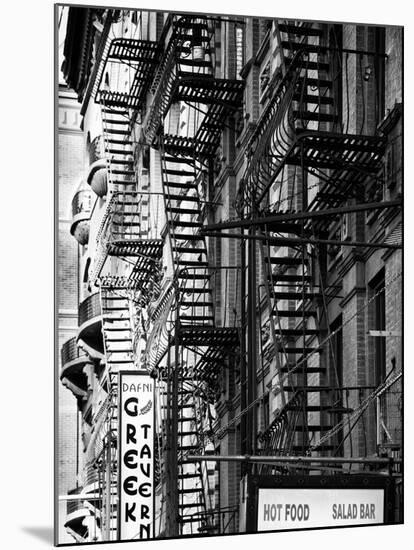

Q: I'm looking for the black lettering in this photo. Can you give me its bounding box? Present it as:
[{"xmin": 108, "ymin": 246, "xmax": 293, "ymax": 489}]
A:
[
  {"xmin": 125, "ymin": 502, "xmax": 136, "ymax": 522},
  {"xmin": 141, "ymin": 424, "xmax": 151, "ymax": 439},
  {"xmin": 140, "ymin": 524, "xmax": 150, "ymax": 538},
  {"xmin": 123, "ymin": 476, "xmax": 137, "ymax": 496},
  {"xmin": 304, "ymin": 504, "xmax": 309, "ymax": 521},
  {"xmin": 141, "ymin": 504, "xmax": 150, "ymax": 520},
  {"xmin": 124, "ymin": 449, "xmax": 138, "ymax": 469},
  {"xmin": 140, "ymin": 462, "xmax": 151, "ymax": 477},
  {"xmin": 126, "ymin": 424, "xmax": 137, "ymax": 444},
  {"xmin": 138, "ymin": 482, "xmax": 151, "ymax": 498},
  {"xmin": 140, "ymin": 444, "xmax": 152, "ymax": 459},
  {"xmin": 124, "ymin": 397, "xmax": 138, "ymax": 417}
]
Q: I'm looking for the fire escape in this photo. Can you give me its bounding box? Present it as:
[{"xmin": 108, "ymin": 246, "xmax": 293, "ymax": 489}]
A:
[
  {"xmin": 240, "ymin": 22, "xmax": 391, "ymax": 466},
  {"xmin": 87, "ymin": 35, "xmax": 163, "ymax": 540},
  {"xmin": 142, "ymin": 15, "xmax": 243, "ymax": 534}
]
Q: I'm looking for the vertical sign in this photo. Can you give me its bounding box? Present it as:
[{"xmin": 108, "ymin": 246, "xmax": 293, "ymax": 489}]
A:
[{"xmin": 118, "ymin": 371, "xmax": 154, "ymax": 540}]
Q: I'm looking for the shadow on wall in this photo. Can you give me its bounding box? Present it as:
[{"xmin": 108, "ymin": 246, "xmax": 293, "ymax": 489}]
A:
[{"xmin": 21, "ymin": 527, "xmax": 54, "ymax": 544}]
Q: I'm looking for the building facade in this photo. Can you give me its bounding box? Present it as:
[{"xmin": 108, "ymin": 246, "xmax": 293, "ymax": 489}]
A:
[{"xmin": 57, "ymin": 6, "xmax": 403, "ymax": 543}]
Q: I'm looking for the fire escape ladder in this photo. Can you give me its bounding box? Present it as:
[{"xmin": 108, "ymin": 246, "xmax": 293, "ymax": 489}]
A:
[
  {"xmin": 158, "ymin": 137, "xmax": 217, "ymax": 532},
  {"xmin": 175, "ymin": 368, "xmax": 216, "ymax": 533},
  {"xmin": 101, "ymin": 99, "xmax": 136, "ymax": 195},
  {"xmin": 95, "ymin": 37, "xmax": 161, "ymax": 110},
  {"xmin": 258, "ymin": 223, "xmax": 345, "ymax": 456},
  {"xmin": 144, "ymin": 15, "xmax": 243, "ymax": 151},
  {"xmin": 241, "ymin": 22, "xmax": 386, "ymax": 214}
]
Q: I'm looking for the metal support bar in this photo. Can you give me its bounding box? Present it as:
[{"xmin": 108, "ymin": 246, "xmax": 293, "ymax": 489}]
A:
[
  {"xmin": 199, "ymin": 231, "xmax": 402, "ymax": 250},
  {"xmin": 201, "ymin": 200, "xmax": 402, "ymax": 232},
  {"xmin": 183, "ymin": 454, "xmax": 401, "ymax": 465}
]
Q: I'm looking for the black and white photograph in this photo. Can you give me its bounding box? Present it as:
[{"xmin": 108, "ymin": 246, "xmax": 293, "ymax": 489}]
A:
[{"xmin": 55, "ymin": 2, "xmax": 403, "ymax": 545}]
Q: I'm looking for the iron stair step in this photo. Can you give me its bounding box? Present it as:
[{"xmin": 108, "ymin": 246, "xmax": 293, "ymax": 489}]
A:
[
  {"xmin": 278, "ymin": 24, "xmax": 324, "ymax": 37},
  {"xmin": 111, "ymin": 221, "xmax": 140, "ymax": 226},
  {"xmin": 293, "ymin": 110, "xmax": 338, "ymax": 123},
  {"xmin": 169, "ymin": 220, "xmax": 202, "ymax": 228},
  {"xmin": 110, "ymin": 158, "xmax": 133, "ymax": 165},
  {"xmin": 287, "ymin": 404, "xmax": 353, "ymax": 413},
  {"xmin": 174, "ymin": 233, "xmax": 204, "ymax": 241},
  {"xmin": 271, "ymin": 274, "xmax": 312, "ymax": 283},
  {"xmin": 178, "ymin": 58, "xmax": 211, "ymax": 67},
  {"xmin": 273, "ymin": 310, "xmax": 315, "ymax": 317},
  {"xmin": 178, "ymin": 431, "xmax": 199, "ymax": 437},
  {"xmin": 172, "ymin": 246, "xmax": 207, "ymax": 253},
  {"xmin": 266, "ymin": 257, "xmax": 306, "ymax": 266},
  {"xmin": 105, "ymin": 128, "xmax": 130, "ymax": 136},
  {"xmin": 175, "ymin": 260, "xmax": 209, "ymax": 267},
  {"xmin": 178, "ymin": 273, "xmax": 209, "ymax": 280},
  {"xmin": 288, "ymin": 59, "xmax": 330, "ymax": 72},
  {"xmin": 103, "ymin": 316, "xmax": 130, "ymax": 321},
  {"xmin": 107, "ymin": 138, "xmax": 133, "ymax": 145},
  {"xmin": 166, "ymin": 194, "xmax": 199, "ymax": 202},
  {"xmin": 104, "ymin": 338, "xmax": 132, "ymax": 343},
  {"xmin": 164, "ymin": 169, "xmax": 194, "ymax": 177},
  {"xmin": 281, "ymin": 365, "xmax": 325, "ymax": 373},
  {"xmin": 298, "ymin": 77, "xmax": 333, "ymax": 89},
  {"xmin": 294, "ymin": 425, "xmax": 334, "ymax": 432},
  {"xmin": 178, "ymin": 473, "xmax": 200, "ymax": 479},
  {"xmin": 111, "ymin": 169, "xmax": 135, "ymax": 175},
  {"xmin": 166, "ymin": 181, "xmax": 197, "ymax": 190},
  {"xmin": 293, "ymin": 93, "xmax": 334, "ymax": 105},
  {"xmin": 273, "ymin": 291, "xmax": 320, "ymax": 300},
  {"xmin": 179, "ymin": 315, "xmax": 214, "ymax": 321},
  {"xmin": 167, "ymin": 206, "xmax": 201, "ymax": 215},
  {"xmin": 102, "ymin": 118, "xmax": 129, "ymax": 125},
  {"xmin": 180, "ymin": 288, "xmax": 211, "ymax": 294},
  {"xmin": 103, "ymin": 327, "xmax": 132, "ymax": 331},
  {"xmin": 179, "ymin": 445, "xmax": 200, "ymax": 451},
  {"xmin": 180, "ymin": 300, "xmax": 212, "ymax": 307}
]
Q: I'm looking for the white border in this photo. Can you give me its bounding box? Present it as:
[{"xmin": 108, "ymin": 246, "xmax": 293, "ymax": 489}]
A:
[{"xmin": 1, "ymin": 1, "xmax": 411, "ymax": 549}]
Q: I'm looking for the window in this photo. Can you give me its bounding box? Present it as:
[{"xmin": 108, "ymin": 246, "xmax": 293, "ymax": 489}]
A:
[
  {"xmin": 374, "ymin": 27, "xmax": 386, "ymax": 123},
  {"xmin": 329, "ymin": 314, "xmax": 344, "ymax": 455},
  {"xmin": 370, "ymin": 269, "xmax": 386, "ymax": 385}
]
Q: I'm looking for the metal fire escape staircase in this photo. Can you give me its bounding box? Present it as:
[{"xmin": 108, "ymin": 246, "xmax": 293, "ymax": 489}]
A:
[
  {"xmin": 143, "ymin": 15, "xmax": 243, "ymax": 533},
  {"xmin": 246, "ymin": 22, "xmax": 387, "ymax": 462},
  {"xmin": 89, "ymin": 36, "xmax": 164, "ymax": 540},
  {"xmin": 160, "ymin": 143, "xmax": 237, "ymax": 533}
]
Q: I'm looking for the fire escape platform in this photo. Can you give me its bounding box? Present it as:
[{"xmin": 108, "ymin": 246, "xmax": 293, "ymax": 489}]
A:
[
  {"xmin": 176, "ymin": 326, "xmax": 239, "ymax": 348},
  {"xmin": 285, "ymin": 130, "xmax": 387, "ymax": 171},
  {"xmin": 107, "ymin": 238, "xmax": 163, "ymax": 257},
  {"xmin": 172, "ymin": 77, "xmax": 243, "ymax": 109},
  {"xmin": 95, "ymin": 38, "xmax": 160, "ymax": 109}
]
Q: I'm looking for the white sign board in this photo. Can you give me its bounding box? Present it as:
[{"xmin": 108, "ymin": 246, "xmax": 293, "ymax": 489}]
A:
[
  {"xmin": 257, "ymin": 488, "xmax": 384, "ymax": 531},
  {"xmin": 118, "ymin": 372, "xmax": 154, "ymax": 540}
]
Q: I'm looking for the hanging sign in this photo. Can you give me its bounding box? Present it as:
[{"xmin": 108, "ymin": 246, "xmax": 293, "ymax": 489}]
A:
[
  {"xmin": 257, "ymin": 488, "xmax": 384, "ymax": 531},
  {"xmin": 118, "ymin": 371, "xmax": 154, "ymax": 540}
]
